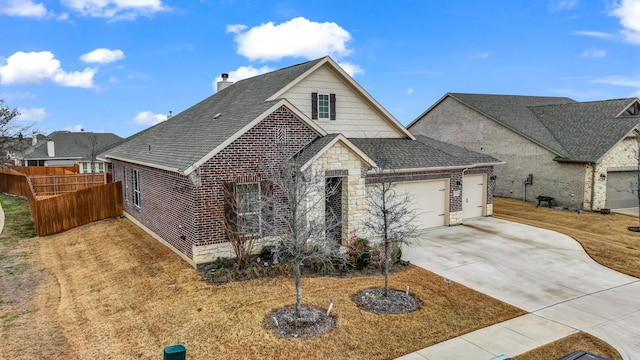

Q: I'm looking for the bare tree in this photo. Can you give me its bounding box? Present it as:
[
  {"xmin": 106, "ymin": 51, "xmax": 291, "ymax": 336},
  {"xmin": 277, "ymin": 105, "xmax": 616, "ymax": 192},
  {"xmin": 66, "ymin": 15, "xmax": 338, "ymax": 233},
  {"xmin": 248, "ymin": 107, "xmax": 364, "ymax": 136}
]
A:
[
  {"xmin": 364, "ymin": 166, "xmax": 419, "ymax": 297},
  {"xmin": 215, "ymin": 181, "xmax": 259, "ymax": 268},
  {"xmin": 0, "ymin": 100, "xmax": 35, "ymax": 161},
  {"xmin": 259, "ymin": 157, "xmax": 341, "ymax": 318}
]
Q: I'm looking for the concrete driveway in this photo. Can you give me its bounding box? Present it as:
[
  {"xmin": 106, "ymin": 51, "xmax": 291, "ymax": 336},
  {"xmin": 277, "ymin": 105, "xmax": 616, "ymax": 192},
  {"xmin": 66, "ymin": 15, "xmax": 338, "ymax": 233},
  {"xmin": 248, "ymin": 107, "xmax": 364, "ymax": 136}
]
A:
[{"xmin": 400, "ymin": 217, "xmax": 640, "ymax": 360}]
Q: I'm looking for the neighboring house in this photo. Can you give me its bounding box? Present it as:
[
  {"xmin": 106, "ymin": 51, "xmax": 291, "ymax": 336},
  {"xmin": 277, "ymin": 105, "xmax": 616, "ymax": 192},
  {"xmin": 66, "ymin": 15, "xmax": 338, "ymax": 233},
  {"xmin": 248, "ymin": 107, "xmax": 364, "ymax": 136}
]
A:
[
  {"xmin": 21, "ymin": 131, "xmax": 123, "ymax": 173},
  {"xmin": 408, "ymin": 93, "xmax": 640, "ymax": 211},
  {"xmin": 0, "ymin": 134, "xmax": 46, "ymax": 165},
  {"xmin": 101, "ymin": 57, "xmax": 502, "ymax": 267}
]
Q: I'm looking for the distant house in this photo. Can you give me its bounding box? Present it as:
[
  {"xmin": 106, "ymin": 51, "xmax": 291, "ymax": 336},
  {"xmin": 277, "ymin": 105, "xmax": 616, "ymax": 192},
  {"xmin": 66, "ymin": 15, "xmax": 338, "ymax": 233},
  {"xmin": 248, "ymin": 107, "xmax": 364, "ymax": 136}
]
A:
[
  {"xmin": 101, "ymin": 57, "xmax": 501, "ymax": 267},
  {"xmin": 408, "ymin": 93, "xmax": 640, "ymax": 210},
  {"xmin": 21, "ymin": 131, "xmax": 123, "ymax": 173},
  {"xmin": 0, "ymin": 134, "xmax": 46, "ymax": 165}
]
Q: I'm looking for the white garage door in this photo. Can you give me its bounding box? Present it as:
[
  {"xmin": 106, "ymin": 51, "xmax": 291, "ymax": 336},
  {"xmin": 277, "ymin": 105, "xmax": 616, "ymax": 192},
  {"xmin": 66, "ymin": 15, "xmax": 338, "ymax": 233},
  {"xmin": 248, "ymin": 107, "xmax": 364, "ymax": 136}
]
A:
[
  {"xmin": 606, "ymin": 171, "xmax": 638, "ymax": 209},
  {"xmin": 396, "ymin": 180, "xmax": 447, "ymax": 229},
  {"xmin": 463, "ymin": 174, "xmax": 485, "ymax": 219}
]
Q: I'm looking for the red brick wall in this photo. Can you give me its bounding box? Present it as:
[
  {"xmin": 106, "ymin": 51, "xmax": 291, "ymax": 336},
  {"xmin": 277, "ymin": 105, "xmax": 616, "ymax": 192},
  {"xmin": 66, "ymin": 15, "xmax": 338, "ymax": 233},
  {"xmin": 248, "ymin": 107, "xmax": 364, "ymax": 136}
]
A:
[{"xmin": 112, "ymin": 106, "xmax": 318, "ymax": 260}]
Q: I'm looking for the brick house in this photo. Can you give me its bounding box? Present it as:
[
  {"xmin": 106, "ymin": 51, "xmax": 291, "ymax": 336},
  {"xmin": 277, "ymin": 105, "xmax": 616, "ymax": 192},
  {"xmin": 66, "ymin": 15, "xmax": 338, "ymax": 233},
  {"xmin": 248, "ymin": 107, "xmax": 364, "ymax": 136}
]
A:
[
  {"xmin": 21, "ymin": 131, "xmax": 122, "ymax": 173},
  {"xmin": 408, "ymin": 93, "xmax": 640, "ymax": 210},
  {"xmin": 102, "ymin": 58, "xmax": 501, "ymax": 266}
]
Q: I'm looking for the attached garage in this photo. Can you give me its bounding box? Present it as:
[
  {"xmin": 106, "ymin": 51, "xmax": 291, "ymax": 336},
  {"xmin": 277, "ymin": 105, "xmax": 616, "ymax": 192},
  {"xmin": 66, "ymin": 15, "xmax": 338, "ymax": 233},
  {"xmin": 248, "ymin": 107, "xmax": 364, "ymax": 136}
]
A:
[
  {"xmin": 463, "ymin": 174, "xmax": 485, "ymax": 219},
  {"xmin": 606, "ymin": 171, "xmax": 638, "ymax": 209},
  {"xmin": 395, "ymin": 179, "xmax": 448, "ymax": 229}
]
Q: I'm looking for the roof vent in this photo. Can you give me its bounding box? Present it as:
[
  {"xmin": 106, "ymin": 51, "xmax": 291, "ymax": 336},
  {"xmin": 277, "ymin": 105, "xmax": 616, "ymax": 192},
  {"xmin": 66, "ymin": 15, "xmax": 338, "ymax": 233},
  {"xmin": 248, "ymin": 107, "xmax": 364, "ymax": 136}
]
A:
[
  {"xmin": 213, "ymin": 113, "xmax": 222, "ymax": 119},
  {"xmin": 216, "ymin": 73, "xmax": 233, "ymax": 92}
]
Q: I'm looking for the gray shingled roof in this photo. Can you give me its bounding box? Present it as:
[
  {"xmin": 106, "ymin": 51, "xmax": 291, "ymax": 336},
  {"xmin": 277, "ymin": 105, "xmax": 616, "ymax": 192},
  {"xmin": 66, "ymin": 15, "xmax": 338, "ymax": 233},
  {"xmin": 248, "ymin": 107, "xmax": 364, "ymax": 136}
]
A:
[
  {"xmin": 103, "ymin": 57, "xmax": 324, "ymax": 173},
  {"xmin": 448, "ymin": 93, "xmax": 640, "ymax": 162},
  {"xmin": 24, "ymin": 131, "xmax": 122, "ymax": 161},
  {"xmin": 292, "ymin": 134, "xmax": 340, "ymax": 167},
  {"xmin": 348, "ymin": 137, "xmax": 500, "ymax": 170}
]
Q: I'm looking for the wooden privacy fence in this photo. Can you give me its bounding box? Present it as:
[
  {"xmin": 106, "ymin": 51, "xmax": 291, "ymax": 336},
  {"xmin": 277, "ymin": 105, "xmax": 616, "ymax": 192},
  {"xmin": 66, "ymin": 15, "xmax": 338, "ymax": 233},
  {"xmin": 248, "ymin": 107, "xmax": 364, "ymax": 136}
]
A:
[
  {"xmin": 32, "ymin": 182, "xmax": 123, "ymax": 236},
  {"xmin": 0, "ymin": 171, "xmax": 123, "ymax": 236},
  {"xmin": 0, "ymin": 165, "xmax": 79, "ymax": 176},
  {"xmin": 29, "ymin": 173, "xmax": 106, "ymax": 197}
]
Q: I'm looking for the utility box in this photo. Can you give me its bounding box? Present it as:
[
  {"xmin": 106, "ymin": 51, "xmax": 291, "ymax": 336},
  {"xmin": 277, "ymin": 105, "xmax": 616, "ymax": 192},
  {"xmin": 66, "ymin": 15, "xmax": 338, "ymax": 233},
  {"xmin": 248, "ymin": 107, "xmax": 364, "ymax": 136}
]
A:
[
  {"xmin": 557, "ymin": 351, "xmax": 610, "ymax": 360},
  {"xmin": 164, "ymin": 345, "xmax": 186, "ymax": 360}
]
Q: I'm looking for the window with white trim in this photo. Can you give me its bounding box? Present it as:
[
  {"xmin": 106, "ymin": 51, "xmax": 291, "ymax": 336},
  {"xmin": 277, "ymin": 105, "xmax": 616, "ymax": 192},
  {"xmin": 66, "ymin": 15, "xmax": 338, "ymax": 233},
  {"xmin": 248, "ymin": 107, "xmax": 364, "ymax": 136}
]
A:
[
  {"xmin": 235, "ymin": 182, "xmax": 260, "ymax": 235},
  {"xmin": 318, "ymin": 93, "xmax": 330, "ymax": 119},
  {"xmin": 311, "ymin": 92, "xmax": 336, "ymax": 120},
  {"xmin": 82, "ymin": 163, "xmax": 89, "ymax": 173},
  {"xmin": 132, "ymin": 169, "xmax": 141, "ymax": 207}
]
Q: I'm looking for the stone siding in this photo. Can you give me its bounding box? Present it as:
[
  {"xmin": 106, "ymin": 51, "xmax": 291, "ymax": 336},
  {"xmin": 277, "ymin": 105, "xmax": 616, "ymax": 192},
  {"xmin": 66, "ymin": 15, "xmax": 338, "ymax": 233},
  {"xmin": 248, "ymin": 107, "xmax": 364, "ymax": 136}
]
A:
[{"xmin": 585, "ymin": 137, "xmax": 638, "ymax": 210}]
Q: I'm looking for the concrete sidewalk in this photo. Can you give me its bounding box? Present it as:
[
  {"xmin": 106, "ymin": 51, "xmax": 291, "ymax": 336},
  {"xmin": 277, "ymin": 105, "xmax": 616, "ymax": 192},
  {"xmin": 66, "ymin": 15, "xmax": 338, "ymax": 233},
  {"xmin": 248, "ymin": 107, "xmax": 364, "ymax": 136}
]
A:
[{"xmin": 399, "ymin": 217, "xmax": 640, "ymax": 360}]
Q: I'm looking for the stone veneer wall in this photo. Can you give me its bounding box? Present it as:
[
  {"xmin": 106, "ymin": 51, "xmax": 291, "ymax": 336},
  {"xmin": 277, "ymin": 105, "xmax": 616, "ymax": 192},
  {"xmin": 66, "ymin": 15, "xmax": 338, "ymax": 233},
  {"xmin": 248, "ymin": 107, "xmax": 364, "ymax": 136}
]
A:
[
  {"xmin": 584, "ymin": 137, "xmax": 638, "ymax": 210},
  {"xmin": 307, "ymin": 141, "xmax": 368, "ymax": 244}
]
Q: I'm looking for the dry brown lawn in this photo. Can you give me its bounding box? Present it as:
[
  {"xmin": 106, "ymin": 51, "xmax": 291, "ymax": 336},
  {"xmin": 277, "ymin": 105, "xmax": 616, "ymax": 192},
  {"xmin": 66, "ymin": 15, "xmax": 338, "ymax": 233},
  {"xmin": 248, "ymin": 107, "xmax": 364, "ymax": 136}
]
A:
[
  {"xmin": 494, "ymin": 197, "xmax": 639, "ymax": 360},
  {"xmin": 1, "ymin": 202, "xmax": 524, "ymax": 359}
]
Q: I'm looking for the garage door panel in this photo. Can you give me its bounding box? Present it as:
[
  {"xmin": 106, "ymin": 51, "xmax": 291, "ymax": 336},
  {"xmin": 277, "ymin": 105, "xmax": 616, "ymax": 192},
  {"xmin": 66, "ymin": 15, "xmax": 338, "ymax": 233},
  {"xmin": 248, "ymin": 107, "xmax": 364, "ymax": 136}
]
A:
[
  {"xmin": 463, "ymin": 174, "xmax": 484, "ymax": 219},
  {"xmin": 606, "ymin": 171, "xmax": 638, "ymax": 209},
  {"xmin": 396, "ymin": 180, "xmax": 447, "ymax": 229}
]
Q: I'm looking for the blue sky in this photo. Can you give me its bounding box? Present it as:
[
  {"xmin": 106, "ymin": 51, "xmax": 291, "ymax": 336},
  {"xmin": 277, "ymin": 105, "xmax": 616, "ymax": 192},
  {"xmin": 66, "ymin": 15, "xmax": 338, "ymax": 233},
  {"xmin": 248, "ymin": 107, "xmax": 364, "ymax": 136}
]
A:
[{"xmin": 1, "ymin": 0, "xmax": 639, "ymax": 138}]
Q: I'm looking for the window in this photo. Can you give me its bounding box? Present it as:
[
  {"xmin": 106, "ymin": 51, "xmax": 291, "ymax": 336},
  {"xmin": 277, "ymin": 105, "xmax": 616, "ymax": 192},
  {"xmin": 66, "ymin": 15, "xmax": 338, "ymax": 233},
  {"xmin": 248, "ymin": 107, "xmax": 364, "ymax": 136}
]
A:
[
  {"xmin": 94, "ymin": 162, "xmax": 104, "ymax": 173},
  {"xmin": 318, "ymin": 93, "xmax": 330, "ymax": 119},
  {"xmin": 311, "ymin": 92, "xmax": 336, "ymax": 120},
  {"xmin": 132, "ymin": 169, "xmax": 141, "ymax": 207},
  {"xmin": 235, "ymin": 183, "xmax": 260, "ymax": 235},
  {"xmin": 82, "ymin": 163, "xmax": 89, "ymax": 173}
]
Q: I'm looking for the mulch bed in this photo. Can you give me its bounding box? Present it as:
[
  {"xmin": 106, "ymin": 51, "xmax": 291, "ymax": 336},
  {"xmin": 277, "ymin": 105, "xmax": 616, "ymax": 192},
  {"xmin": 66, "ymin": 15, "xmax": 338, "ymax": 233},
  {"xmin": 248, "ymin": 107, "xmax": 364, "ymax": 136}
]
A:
[
  {"xmin": 353, "ymin": 288, "xmax": 420, "ymax": 314},
  {"xmin": 265, "ymin": 306, "xmax": 336, "ymax": 338}
]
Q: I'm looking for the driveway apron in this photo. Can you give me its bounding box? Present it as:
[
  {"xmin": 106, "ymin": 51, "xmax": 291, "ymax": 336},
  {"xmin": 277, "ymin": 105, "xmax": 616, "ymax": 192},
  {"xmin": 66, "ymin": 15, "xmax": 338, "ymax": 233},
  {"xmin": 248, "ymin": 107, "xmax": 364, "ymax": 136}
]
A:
[{"xmin": 400, "ymin": 217, "xmax": 640, "ymax": 360}]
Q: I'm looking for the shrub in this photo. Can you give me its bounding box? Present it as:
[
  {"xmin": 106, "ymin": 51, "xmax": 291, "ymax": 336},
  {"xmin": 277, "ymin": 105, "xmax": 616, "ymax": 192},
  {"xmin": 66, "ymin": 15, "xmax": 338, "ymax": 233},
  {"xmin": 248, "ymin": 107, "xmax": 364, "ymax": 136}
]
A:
[
  {"xmin": 391, "ymin": 245, "xmax": 402, "ymax": 264},
  {"xmin": 346, "ymin": 238, "xmax": 372, "ymax": 269},
  {"xmin": 309, "ymin": 260, "xmax": 335, "ymax": 275},
  {"xmin": 211, "ymin": 256, "xmax": 236, "ymax": 270},
  {"xmin": 259, "ymin": 245, "xmax": 275, "ymax": 261}
]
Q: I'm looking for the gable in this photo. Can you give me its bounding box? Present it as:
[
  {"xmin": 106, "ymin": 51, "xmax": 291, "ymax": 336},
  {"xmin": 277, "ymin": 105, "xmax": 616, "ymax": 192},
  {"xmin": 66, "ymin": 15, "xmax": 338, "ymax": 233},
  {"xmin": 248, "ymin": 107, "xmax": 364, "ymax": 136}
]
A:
[
  {"xmin": 618, "ymin": 99, "xmax": 640, "ymax": 117},
  {"xmin": 278, "ymin": 63, "xmax": 409, "ymax": 138}
]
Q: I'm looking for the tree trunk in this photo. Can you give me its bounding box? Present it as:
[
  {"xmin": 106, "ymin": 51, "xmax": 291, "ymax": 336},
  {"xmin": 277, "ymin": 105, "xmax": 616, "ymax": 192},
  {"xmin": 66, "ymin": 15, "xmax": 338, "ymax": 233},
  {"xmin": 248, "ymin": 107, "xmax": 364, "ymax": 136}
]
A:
[
  {"xmin": 294, "ymin": 259, "xmax": 302, "ymax": 318},
  {"xmin": 383, "ymin": 241, "xmax": 389, "ymax": 297}
]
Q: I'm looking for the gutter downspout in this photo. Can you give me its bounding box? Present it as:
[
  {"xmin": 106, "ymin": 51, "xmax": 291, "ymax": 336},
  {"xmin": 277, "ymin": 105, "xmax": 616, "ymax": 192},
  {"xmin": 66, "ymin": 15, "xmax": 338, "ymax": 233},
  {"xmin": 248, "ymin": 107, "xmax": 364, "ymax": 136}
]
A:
[{"xmin": 589, "ymin": 163, "xmax": 596, "ymax": 211}]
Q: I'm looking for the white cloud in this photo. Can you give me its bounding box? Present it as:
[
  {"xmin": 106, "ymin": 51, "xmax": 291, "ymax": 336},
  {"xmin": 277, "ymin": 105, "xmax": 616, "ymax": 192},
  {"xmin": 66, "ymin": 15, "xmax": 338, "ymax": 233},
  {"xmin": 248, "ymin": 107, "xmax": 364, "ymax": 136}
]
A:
[
  {"xmin": 592, "ymin": 76, "xmax": 640, "ymax": 87},
  {"xmin": 0, "ymin": 0, "xmax": 47, "ymax": 18},
  {"xmin": 580, "ymin": 48, "xmax": 606, "ymax": 58},
  {"xmin": 61, "ymin": 0, "xmax": 169, "ymax": 20},
  {"xmin": 226, "ymin": 24, "xmax": 247, "ymax": 33},
  {"xmin": 610, "ymin": 0, "xmax": 640, "ymax": 44},
  {"xmin": 17, "ymin": 107, "xmax": 46, "ymax": 121},
  {"xmin": 337, "ymin": 61, "xmax": 364, "ymax": 77},
  {"xmin": 572, "ymin": 30, "xmax": 615, "ymax": 39},
  {"xmin": 406, "ymin": 88, "xmax": 414, "ymax": 96},
  {"xmin": 212, "ymin": 65, "xmax": 274, "ymax": 90},
  {"xmin": 80, "ymin": 48, "xmax": 125, "ymax": 63},
  {"xmin": 132, "ymin": 111, "xmax": 166, "ymax": 125},
  {"xmin": 0, "ymin": 51, "xmax": 96, "ymax": 88},
  {"xmin": 549, "ymin": 0, "xmax": 578, "ymax": 12},
  {"xmin": 230, "ymin": 17, "xmax": 352, "ymax": 61}
]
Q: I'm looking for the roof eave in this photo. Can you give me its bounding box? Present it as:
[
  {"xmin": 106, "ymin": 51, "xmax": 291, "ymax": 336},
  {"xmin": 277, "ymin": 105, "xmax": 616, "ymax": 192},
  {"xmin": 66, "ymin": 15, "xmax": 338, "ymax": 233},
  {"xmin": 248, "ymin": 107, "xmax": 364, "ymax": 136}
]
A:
[
  {"xmin": 183, "ymin": 99, "xmax": 327, "ymax": 176},
  {"xmin": 299, "ymin": 134, "xmax": 377, "ymax": 171},
  {"xmin": 105, "ymin": 155, "xmax": 181, "ymax": 173}
]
